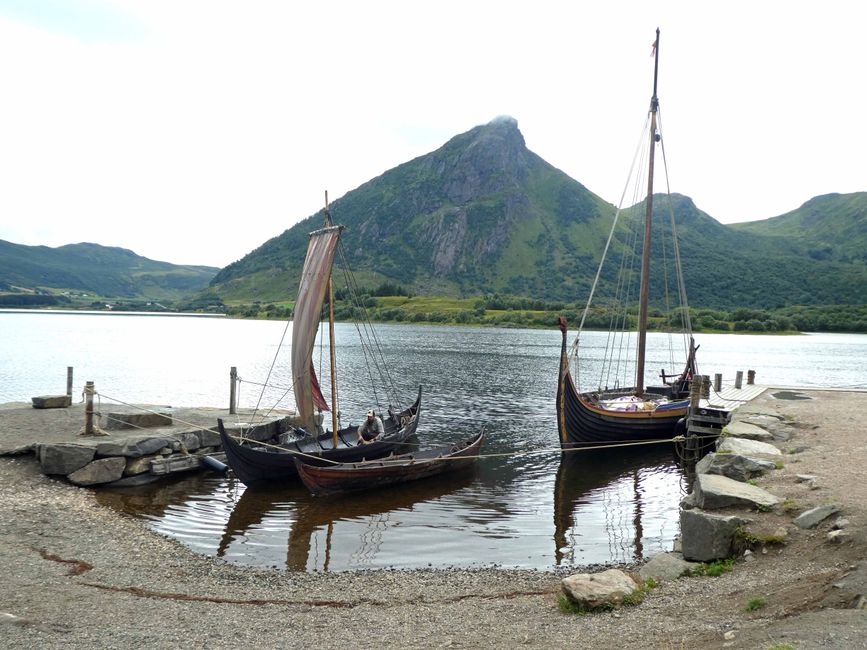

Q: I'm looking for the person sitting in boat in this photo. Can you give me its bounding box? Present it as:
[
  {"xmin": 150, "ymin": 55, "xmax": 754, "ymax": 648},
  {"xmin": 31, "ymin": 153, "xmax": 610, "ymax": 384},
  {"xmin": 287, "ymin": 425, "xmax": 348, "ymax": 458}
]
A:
[{"xmin": 357, "ymin": 409, "xmax": 384, "ymax": 444}]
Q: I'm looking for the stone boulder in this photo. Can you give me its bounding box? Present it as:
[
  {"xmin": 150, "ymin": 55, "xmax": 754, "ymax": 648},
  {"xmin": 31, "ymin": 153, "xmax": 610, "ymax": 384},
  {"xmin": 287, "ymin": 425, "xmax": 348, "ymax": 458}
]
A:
[
  {"xmin": 561, "ymin": 569, "xmax": 638, "ymax": 609},
  {"xmin": 692, "ymin": 473, "xmax": 782, "ymax": 510},
  {"xmin": 721, "ymin": 421, "xmax": 775, "ymax": 442},
  {"xmin": 696, "ymin": 452, "xmax": 778, "ymax": 482},
  {"xmin": 680, "ymin": 509, "xmax": 750, "ymax": 561},
  {"xmin": 717, "ymin": 437, "xmax": 782, "ymax": 457},
  {"xmin": 198, "ymin": 427, "xmax": 222, "ymax": 448},
  {"xmin": 104, "ymin": 409, "xmax": 172, "ymax": 430},
  {"xmin": 39, "ymin": 443, "xmax": 96, "ymax": 475},
  {"xmin": 123, "ymin": 454, "xmax": 161, "ymax": 476},
  {"xmin": 67, "ymin": 457, "xmax": 127, "ymax": 486},
  {"xmin": 638, "ymin": 552, "xmax": 698, "ymax": 582},
  {"xmin": 735, "ymin": 413, "xmax": 793, "ymax": 441},
  {"xmin": 793, "ymin": 504, "xmax": 842, "ymax": 529},
  {"xmin": 31, "ymin": 395, "xmax": 71, "ymax": 409}
]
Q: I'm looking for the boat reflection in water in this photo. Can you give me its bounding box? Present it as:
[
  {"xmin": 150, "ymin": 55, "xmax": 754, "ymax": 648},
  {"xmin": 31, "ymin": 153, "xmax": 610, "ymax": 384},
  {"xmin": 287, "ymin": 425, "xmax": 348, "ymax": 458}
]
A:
[
  {"xmin": 553, "ymin": 446, "xmax": 686, "ymax": 567},
  {"xmin": 217, "ymin": 470, "xmax": 478, "ymax": 571},
  {"xmin": 96, "ymin": 438, "xmax": 686, "ymax": 571}
]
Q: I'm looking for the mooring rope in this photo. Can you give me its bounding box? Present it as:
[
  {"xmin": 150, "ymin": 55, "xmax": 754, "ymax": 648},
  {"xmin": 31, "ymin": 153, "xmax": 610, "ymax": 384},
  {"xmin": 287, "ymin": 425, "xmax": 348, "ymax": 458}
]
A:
[{"xmin": 88, "ymin": 389, "xmax": 721, "ymax": 468}]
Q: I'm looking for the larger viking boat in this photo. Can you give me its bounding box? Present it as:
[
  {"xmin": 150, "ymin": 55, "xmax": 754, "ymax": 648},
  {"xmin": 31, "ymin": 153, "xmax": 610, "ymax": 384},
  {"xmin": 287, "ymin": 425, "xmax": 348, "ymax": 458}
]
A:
[
  {"xmin": 556, "ymin": 30, "xmax": 699, "ymax": 449},
  {"xmin": 220, "ymin": 196, "xmax": 421, "ymax": 485}
]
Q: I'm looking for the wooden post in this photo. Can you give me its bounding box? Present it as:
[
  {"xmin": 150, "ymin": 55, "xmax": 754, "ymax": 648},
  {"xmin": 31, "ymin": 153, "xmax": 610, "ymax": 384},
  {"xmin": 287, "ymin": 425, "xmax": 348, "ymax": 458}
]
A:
[
  {"xmin": 747, "ymin": 369, "xmax": 756, "ymax": 385},
  {"xmin": 714, "ymin": 373, "xmax": 722, "ymax": 393},
  {"xmin": 229, "ymin": 367, "xmax": 237, "ymax": 415},
  {"xmin": 84, "ymin": 381, "xmax": 95, "ymax": 435},
  {"xmin": 700, "ymin": 375, "xmax": 710, "ymax": 399},
  {"xmin": 689, "ymin": 375, "xmax": 703, "ymax": 411},
  {"xmin": 66, "ymin": 366, "xmax": 73, "ymax": 406},
  {"xmin": 735, "ymin": 370, "xmax": 743, "ymax": 389}
]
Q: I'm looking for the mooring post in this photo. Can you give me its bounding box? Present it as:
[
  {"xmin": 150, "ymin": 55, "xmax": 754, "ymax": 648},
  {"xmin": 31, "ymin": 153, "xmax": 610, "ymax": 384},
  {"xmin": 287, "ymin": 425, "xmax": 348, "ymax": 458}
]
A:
[
  {"xmin": 684, "ymin": 375, "xmax": 704, "ymax": 460},
  {"xmin": 66, "ymin": 366, "xmax": 73, "ymax": 406},
  {"xmin": 84, "ymin": 381, "xmax": 95, "ymax": 435},
  {"xmin": 689, "ymin": 375, "xmax": 703, "ymax": 413},
  {"xmin": 701, "ymin": 375, "xmax": 710, "ymax": 399},
  {"xmin": 714, "ymin": 373, "xmax": 722, "ymax": 393},
  {"xmin": 229, "ymin": 367, "xmax": 237, "ymax": 415},
  {"xmin": 747, "ymin": 369, "xmax": 756, "ymax": 385},
  {"xmin": 735, "ymin": 370, "xmax": 744, "ymax": 389}
]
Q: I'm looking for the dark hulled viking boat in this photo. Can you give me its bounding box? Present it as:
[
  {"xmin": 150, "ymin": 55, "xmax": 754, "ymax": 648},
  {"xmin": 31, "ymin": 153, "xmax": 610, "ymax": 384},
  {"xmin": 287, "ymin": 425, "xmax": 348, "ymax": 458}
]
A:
[
  {"xmin": 556, "ymin": 30, "xmax": 699, "ymax": 449},
  {"xmin": 294, "ymin": 430, "xmax": 484, "ymax": 496},
  {"xmin": 220, "ymin": 196, "xmax": 422, "ymax": 485}
]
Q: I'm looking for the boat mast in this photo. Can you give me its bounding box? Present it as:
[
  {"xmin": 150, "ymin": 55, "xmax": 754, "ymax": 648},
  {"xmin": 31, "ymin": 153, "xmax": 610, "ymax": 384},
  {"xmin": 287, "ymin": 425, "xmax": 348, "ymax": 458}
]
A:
[
  {"xmin": 635, "ymin": 27, "xmax": 660, "ymax": 397},
  {"xmin": 324, "ymin": 191, "xmax": 340, "ymax": 447}
]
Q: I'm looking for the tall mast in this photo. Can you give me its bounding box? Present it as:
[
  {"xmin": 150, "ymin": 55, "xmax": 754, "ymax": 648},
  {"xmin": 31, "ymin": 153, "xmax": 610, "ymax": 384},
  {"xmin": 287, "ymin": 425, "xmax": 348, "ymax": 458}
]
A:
[
  {"xmin": 324, "ymin": 191, "xmax": 340, "ymax": 447},
  {"xmin": 635, "ymin": 27, "xmax": 660, "ymax": 397}
]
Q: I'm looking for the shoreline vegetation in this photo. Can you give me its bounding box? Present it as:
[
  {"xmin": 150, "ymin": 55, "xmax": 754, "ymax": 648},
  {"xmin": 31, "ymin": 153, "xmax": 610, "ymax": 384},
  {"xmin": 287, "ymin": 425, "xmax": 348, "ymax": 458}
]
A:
[{"xmin": 5, "ymin": 285, "xmax": 867, "ymax": 334}]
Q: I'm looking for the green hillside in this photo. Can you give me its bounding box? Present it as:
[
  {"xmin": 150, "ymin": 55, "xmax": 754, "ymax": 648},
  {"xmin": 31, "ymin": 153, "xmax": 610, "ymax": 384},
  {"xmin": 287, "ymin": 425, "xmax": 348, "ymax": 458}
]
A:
[
  {"xmin": 211, "ymin": 119, "xmax": 867, "ymax": 311},
  {"xmin": 730, "ymin": 192, "xmax": 867, "ymax": 263},
  {"xmin": 0, "ymin": 240, "xmax": 218, "ymax": 303}
]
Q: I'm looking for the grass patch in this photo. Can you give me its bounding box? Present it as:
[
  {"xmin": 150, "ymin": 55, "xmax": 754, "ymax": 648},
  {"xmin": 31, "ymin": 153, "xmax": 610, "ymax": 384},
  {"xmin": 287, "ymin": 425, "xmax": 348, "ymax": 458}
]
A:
[
  {"xmin": 557, "ymin": 594, "xmax": 589, "ymax": 615},
  {"xmin": 767, "ymin": 645, "xmax": 795, "ymax": 650},
  {"xmin": 745, "ymin": 596, "xmax": 768, "ymax": 611},
  {"xmin": 781, "ymin": 498, "xmax": 797, "ymax": 513},
  {"xmin": 734, "ymin": 527, "xmax": 787, "ymax": 554},
  {"xmin": 690, "ymin": 559, "xmax": 734, "ymax": 577},
  {"xmin": 774, "ymin": 459, "xmax": 785, "ymax": 469}
]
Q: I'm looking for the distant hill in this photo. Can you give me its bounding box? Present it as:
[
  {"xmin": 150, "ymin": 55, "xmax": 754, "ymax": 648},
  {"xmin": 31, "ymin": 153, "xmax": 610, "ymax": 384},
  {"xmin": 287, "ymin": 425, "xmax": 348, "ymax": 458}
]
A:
[
  {"xmin": 210, "ymin": 118, "xmax": 867, "ymax": 310},
  {"xmin": 730, "ymin": 192, "xmax": 867, "ymax": 264},
  {"xmin": 0, "ymin": 240, "xmax": 218, "ymax": 301}
]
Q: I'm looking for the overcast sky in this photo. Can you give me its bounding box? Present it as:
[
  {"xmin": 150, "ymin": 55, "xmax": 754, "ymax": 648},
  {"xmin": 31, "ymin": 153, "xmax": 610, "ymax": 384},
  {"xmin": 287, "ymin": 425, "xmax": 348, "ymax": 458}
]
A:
[{"xmin": 0, "ymin": 0, "xmax": 864, "ymax": 268}]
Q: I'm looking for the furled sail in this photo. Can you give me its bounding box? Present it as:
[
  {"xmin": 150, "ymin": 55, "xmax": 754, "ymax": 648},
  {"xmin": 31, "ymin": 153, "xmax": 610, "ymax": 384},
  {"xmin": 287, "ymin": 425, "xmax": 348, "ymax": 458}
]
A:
[{"xmin": 291, "ymin": 225, "xmax": 343, "ymax": 432}]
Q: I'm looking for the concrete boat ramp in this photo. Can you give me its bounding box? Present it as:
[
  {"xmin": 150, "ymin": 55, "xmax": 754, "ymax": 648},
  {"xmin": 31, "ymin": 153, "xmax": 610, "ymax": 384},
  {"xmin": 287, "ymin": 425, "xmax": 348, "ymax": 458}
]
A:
[{"xmin": 0, "ymin": 401, "xmax": 298, "ymax": 487}]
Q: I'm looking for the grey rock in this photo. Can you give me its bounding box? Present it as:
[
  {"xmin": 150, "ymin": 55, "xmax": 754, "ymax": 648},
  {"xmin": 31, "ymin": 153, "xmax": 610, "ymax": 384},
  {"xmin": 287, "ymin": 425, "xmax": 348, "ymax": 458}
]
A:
[
  {"xmin": 692, "ymin": 473, "xmax": 782, "ymax": 510},
  {"xmin": 123, "ymin": 454, "xmax": 161, "ymax": 476},
  {"xmin": 793, "ymin": 504, "xmax": 842, "ymax": 529},
  {"xmin": 198, "ymin": 428, "xmax": 222, "ymax": 447},
  {"xmin": 680, "ymin": 509, "xmax": 750, "ymax": 562},
  {"xmin": 39, "ymin": 443, "xmax": 96, "ymax": 475},
  {"xmin": 722, "ymin": 421, "xmax": 775, "ymax": 442},
  {"xmin": 638, "ymin": 552, "xmax": 697, "ymax": 582},
  {"xmin": 827, "ymin": 530, "xmax": 852, "ymax": 544},
  {"xmin": 122, "ymin": 437, "xmax": 177, "ymax": 458},
  {"xmin": 67, "ymin": 457, "xmax": 126, "ymax": 486},
  {"xmin": 561, "ymin": 569, "xmax": 638, "ymax": 609},
  {"xmin": 94, "ymin": 441, "xmax": 126, "ymax": 456},
  {"xmin": 735, "ymin": 413, "xmax": 794, "ymax": 441},
  {"xmin": 31, "ymin": 395, "xmax": 70, "ymax": 409},
  {"xmin": 717, "ymin": 436, "xmax": 782, "ymax": 457},
  {"xmin": 695, "ymin": 452, "xmax": 777, "ymax": 482},
  {"xmin": 104, "ymin": 409, "xmax": 172, "ymax": 430}
]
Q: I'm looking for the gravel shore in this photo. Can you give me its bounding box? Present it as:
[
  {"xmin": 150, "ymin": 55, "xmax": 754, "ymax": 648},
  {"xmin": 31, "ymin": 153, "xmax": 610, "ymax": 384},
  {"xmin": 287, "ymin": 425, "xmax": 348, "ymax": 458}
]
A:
[{"xmin": 2, "ymin": 389, "xmax": 866, "ymax": 649}]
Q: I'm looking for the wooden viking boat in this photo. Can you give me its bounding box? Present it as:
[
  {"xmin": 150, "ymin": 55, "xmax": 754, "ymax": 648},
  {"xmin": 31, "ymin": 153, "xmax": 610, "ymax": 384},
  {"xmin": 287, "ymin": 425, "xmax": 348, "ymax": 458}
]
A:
[
  {"xmin": 293, "ymin": 430, "xmax": 485, "ymax": 496},
  {"xmin": 556, "ymin": 30, "xmax": 700, "ymax": 449},
  {"xmin": 219, "ymin": 194, "xmax": 423, "ymax": 485}
]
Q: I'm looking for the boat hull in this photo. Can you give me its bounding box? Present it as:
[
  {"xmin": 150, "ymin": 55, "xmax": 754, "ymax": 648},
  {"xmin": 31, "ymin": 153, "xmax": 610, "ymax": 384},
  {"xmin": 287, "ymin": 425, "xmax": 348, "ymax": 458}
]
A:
[
  {"xmin": 219, "ymin": 387, "xmax": 422, "ymax": 486},
  {"xmin": 556, "ymin": 323, "xmax": 688, "ymax": 448},
  {"xmin": 294, "ymin": 430, "xmax": 484, "ymax": 496}
]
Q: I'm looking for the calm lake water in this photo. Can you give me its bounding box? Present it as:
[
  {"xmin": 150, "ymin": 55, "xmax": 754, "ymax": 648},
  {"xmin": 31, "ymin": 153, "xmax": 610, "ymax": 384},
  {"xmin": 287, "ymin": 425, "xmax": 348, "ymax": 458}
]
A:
[{"xmin": 3, "ymin": 310, "xmax": 866, "ymax": 572}]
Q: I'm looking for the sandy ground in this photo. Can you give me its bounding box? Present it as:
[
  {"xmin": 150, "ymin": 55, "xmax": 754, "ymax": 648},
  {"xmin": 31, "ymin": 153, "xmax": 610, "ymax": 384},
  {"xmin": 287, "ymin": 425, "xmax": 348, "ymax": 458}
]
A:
[{"xmin": 1, "ymin": 389, "xmax": 866, "ymax": 649}]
